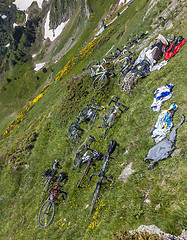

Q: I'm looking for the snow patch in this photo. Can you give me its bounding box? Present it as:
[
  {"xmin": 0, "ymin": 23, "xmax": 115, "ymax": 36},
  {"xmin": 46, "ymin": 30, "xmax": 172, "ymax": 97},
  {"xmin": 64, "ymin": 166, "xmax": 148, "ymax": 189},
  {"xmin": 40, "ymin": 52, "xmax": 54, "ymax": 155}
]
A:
[
  {"xmin": 34, "ymin": 62, "xmax": 45, "ymax": 71},
  {"xmin": 1, "ymin": 15, "xmax": 7, "ymax": 19},
  {"xmin": 44, "ymin": 11, "xmax": 69, "ymax": 42},
  {"xmin": 13, "ymin": 0, "xmax": 45, "ymax": 11},
  {"xmin": 119, "ymin": 0, "xmax": 131, "ymax": 5},
  {"xmin": 25, "ymin": 13, "xmax": 28, "ymax": 22}
]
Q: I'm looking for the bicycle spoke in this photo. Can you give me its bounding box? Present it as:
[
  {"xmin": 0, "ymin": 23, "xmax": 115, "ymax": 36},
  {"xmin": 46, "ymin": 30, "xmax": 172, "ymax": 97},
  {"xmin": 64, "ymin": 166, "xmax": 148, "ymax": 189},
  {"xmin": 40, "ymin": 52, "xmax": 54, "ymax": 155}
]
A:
[
  {"xmin": 73, "ymin": 143, "xmax": 86, "ymax": 167},
  {"xmin": 38, "ymin": 200, "xmax": 55, "ymax": 228},
  {"xmin": 69, "ymin": 134, "xmax": 78, "ymax": 153},
  {"xmin": 87, "ymin": 113, "xmax": 96, "ymax": 130},
  {"xmin": 86, "ymin": 60, "xmax": 100, "ymax": 77},
  {"xmin": 90, "ymin": 183, "xmax": 101, "ymax": 214},
  {"xmin": 114, "ymin": 56, "xmax": 129, "ymax": 71},
  {"xmin": 92, "ymin": 74, "xmax": 108, "ymax": 91}
]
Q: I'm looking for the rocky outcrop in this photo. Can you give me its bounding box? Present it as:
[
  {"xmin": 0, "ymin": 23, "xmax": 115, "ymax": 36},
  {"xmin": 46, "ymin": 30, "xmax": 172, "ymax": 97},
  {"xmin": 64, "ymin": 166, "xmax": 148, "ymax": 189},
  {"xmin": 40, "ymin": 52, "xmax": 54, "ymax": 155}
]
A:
[{"xmin": 129, "ymin": 225, "xmax": 187, "ymax": 240}]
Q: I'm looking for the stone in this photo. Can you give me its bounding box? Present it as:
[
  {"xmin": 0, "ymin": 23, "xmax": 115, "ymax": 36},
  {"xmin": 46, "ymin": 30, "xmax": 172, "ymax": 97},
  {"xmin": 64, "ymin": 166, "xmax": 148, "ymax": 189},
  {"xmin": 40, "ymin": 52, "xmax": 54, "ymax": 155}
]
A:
[{"xmin": 118, "ymin": 162, "xmax": 135, "ymax": 183}]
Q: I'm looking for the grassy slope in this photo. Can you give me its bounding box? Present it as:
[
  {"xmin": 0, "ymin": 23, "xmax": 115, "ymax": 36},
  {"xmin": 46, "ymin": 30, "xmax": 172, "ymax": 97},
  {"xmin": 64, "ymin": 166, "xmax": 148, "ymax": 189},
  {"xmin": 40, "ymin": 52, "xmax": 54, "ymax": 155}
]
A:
[{"xmin": 0, "ymin": 0, "xmax": 187, "ymax": 239}]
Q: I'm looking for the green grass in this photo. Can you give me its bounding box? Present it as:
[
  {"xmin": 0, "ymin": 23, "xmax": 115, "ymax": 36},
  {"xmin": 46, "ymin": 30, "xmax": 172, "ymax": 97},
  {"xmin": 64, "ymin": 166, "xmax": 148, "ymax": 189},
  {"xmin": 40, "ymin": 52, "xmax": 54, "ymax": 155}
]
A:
[{"xmin": 0, "ymin": 0, "xmax": 187, "ymax": 239}]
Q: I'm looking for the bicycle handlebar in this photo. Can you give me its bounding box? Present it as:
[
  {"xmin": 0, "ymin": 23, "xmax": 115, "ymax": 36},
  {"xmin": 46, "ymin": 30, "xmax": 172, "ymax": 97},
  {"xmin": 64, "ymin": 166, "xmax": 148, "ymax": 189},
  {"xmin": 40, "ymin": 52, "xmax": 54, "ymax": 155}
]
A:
[
  {"xmin": 109, "ymin": 96, "xmax": 128, "ymax": 110},
  {"xmin": 53, "ymin": 160, "xmax": 60, "ymax": 170}
]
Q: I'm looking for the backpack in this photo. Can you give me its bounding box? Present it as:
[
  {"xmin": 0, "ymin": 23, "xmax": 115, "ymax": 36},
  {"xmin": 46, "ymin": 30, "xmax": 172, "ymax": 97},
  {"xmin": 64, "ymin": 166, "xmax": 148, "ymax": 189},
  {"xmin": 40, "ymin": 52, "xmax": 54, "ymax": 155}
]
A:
[
  {"xmin": 151, "ymin": 41, "xmax": 164, "ymax": 61},
  {"xmin": 131, "ymin": 59, "xmax": 151, "ymax": 78},
  {"xmin": 165, "ymin": 36, "xmax": 186, "ymax": 61}
]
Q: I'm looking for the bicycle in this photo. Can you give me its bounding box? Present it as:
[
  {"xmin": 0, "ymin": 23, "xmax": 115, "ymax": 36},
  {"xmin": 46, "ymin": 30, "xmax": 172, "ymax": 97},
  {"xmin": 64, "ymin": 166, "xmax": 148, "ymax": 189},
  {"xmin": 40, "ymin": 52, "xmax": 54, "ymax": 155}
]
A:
[
  {"xmin": 73, "ymin": 135, "xmax": 103, "ymax": 188},
  {"xmin": 117, "ymin": 54, "xmax": 136, "ymax": 86},
  {"xmin": 67, "ymin": 118, "xmax": 84, "ymax": 153},
  {"xmin": 114, "ymin": 47, "xmax": 135, "ymax": 72},
  {"xmin": 99, "ymin": 96, "xmax": 129, "ymax": 139},
  {"xmin": 104, "ymin": 47, "xmax": 126, "ymax": 63},
  {"xmin": 88, "ymin": 140, "xmax": 117, "ymax": 214},
  {"xmin": 86, "ymin": 58, "xmax": 115, "ymax": 91},
  {"xmin": 78, "ymin": 98, "xmax": 105, "ymax": 130},
  {"xmin": 38, "ymin": 172, "xmax": 67, "ymax": 228},
  {"xmin": 40, "ymin": 160, "xmax": 60, "ymax": 203},
  {"xmin": 127, "ymin": 31, "xmax": 149, "ymax": 48}
]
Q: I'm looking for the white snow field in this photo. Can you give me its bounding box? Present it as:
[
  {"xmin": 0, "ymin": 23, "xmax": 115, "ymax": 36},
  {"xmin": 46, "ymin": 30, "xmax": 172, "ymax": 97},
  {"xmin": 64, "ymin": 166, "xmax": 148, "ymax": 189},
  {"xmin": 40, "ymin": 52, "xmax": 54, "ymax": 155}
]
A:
[
  {"xmin": 44, "ymin": 11, "xmax": 69, "ymax": 42},
  {"xmin": 13, "ymin": 0, "xmax": 45, "ymax": 11},
  {"xmin": 34, "ymin": 62, "xmax": 45, "ymax": 71}
]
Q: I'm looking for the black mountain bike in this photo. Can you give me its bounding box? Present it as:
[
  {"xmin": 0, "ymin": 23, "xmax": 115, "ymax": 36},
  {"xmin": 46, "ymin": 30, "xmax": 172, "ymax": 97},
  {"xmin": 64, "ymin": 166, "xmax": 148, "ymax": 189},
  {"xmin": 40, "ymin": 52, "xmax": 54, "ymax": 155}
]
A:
[
  {"xmin": 41, "ymin": 160, "xmax": 60, "ymax": 203},
  {"xmin": 38, "ymin": 172, "xmax": 67, "ymax": 228},
  {"xmin": 78, "ymin": 98, "xmax": 105, "ymax": 130},
  {"xmin": 88, "ymin": 140, "xmax": 117, "ymax": 214},
  {"xmin": 67, "ymin": 118, "xmax": 84, "ymax": 153},
  {"xmin": 127, "ymin": 31, "xmax": 149, "ymax": 48},
  {"xmin": 73, "ymin": 135, "xmax": 103, "ymax": 188},
  {"xmin": 100, "ymin": 96, "xmax": 129, "ymax": 139}
]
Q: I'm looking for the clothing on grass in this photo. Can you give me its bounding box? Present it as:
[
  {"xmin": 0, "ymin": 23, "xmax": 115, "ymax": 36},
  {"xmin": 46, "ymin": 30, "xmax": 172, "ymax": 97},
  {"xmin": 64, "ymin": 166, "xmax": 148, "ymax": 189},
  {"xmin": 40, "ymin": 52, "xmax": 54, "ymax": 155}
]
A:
[
  {"xmin": 144, "ymin": 115, "xmax": 185, "ymax": 169},
  {"xmin": 150, "ymin": 60, "xmax": 168, "ymax": 71},
  {"xmin": 151, "ymin": 84, "xmax": 174, "ymax": 112},
  {"xmin": 165, "ymin": 36, "xmax": 186, "ymax": 61},
  {"xmin": 121, "ymin": 34, "xmax": 168, "ymax": 92},
  {"xmin": 150, "ymin": 103, "xmax": 178, "ymax": 143}
]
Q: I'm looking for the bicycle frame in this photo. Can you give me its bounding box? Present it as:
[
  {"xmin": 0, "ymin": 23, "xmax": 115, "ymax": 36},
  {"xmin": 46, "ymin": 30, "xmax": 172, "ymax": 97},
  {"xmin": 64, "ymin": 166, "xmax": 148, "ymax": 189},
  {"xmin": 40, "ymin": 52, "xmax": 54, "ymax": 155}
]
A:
[
  {"xmin": 38, "ymin": 172, "xmax": 67, "ymax": 228},
  {"xmin": 41, "ymin": 160, "xmax": 60, "ymax": 203},
  {"xmin": 73, "ymin": 136, "xmax": 102, "ymax": 188},
  {"xmin": 101, "ymin": 97, "xmax": 128, "ymax": 138},
  {"xmin": 88, "ymin": 140, "xmax": 116, "ymax": 214},
  {"xmin": 78, "ymin": 99, "xmax": 105, "ymax": 126}
]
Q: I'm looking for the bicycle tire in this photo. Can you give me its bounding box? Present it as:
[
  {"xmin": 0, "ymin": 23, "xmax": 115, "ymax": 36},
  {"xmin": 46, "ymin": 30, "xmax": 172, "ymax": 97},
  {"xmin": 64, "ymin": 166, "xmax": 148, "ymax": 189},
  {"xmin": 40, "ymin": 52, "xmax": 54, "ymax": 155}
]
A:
[
  {"xmin": 66, "ymin": 122, "xmax": 75, "ymax": 138},
  {"xmin": 87, "ymin": 112, "xmax": 97, "ymax": 130},
  {"xmin": 114, "ymin": 55, "xmax": 129, "ymax": 72},
  {"xmin": 41, "ymin": 179, "xmax": 51, "ymax": 203},
  {"xmin": 78, "ymin": 106, "xmax": 89, "ymax": 123},
  {"xmin": 92, "ymin": 74, "xmax": 107, "ymax": 91},
  {"xmin": 77, "ymin": 160, "xmax": 91, "ymax": 188},
  {"xmin": 69, "ymin": 134, "xmax": 79, "ymax": 153},
  {"xmin": 73, "ymin": 142, "xmax": 86, "ymax": 168},
  {"xmin": 90, "ymin": 182, "xmax": 101, "ymax": 214},
  {"xmin": 117, "ymin": 67, "xmax": 130, "ymax": 86},
  {"xmin": 86, "ymin": 60, "xmax": 100, "ymax": 77},
  {"xmin": 38, "ymin": 200, "xmax": 55, "ymax": 228},
  {"xmin": 103, "ymin": 114, "xmax": 115, "ymax": 139}
]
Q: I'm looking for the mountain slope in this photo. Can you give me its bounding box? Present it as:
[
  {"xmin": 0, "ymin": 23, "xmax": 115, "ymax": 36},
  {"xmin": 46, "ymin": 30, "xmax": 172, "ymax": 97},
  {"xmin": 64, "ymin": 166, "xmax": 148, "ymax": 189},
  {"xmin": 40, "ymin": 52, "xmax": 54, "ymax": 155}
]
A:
[{"xmin": 0, "ymin": 0, "xmax": 186, "ymax": 239}]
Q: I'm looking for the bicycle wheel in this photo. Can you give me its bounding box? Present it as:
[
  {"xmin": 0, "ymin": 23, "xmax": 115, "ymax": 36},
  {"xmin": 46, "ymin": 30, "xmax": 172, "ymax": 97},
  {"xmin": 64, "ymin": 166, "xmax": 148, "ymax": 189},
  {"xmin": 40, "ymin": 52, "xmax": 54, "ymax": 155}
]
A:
[
  {"xmin": 117, "ymin": 67, "xmax": 130, "ymax": 86},
  {"xmin": 90, "ymin": 182, "xmax": 101, "ymax": 214},
  {"xmin": 67, "ymin": 122, "xmax": 75, "ymax": 138},
  {"xmin": 73, "ymin": 142, "xmax": 86, "ymax": 168},
  {"xmin": 114, "ymin": 55, "xmax": 129, "ymax": 72},
  {"xmin": 69, "ymin": 134, "xmax": 79, "ymax": 153},
  {"xmin": 92, "ymin": 74, "xmax": 108, "ymax": 91},
  {"xmin": 86, "ymin": 60, "xmax": 100, "ymax": 77},
  {"xmin": 103, "ymin": 114, "xmax": 116, "ymax": 139},
  {"xmin": 41, "ymin": 179, "xmax": 51, "ymax": 203},
  {"xmin": 78, "ymin": 106, "xmax": 89, "ymax": 123},
  {"xmin": 38, "ymin": 200, "xmax": 55, "ymax": 228},
  {"xmin": 87, "ymin": 113, "xmax": 96, "ymax": 130}
]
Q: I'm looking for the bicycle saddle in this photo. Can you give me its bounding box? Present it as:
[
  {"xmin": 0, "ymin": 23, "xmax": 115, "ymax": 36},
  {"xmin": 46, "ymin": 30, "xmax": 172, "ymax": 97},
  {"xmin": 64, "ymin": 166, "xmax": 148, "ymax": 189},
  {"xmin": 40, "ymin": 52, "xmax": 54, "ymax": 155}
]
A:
[
  {"xmin": 43, "ymin": 169, "xmax": 52, "ymax": 177},
  {"xmin": 108, "ymin": 140, "xmax": 117, "ymax": 155}
]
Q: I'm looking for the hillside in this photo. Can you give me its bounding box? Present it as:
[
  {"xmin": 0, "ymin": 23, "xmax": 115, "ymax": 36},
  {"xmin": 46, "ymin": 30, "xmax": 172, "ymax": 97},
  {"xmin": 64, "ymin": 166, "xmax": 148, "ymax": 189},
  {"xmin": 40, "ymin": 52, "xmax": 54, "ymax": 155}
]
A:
[{"xmin": 0, "ymin": 0, "xmax": 186, "ymax": 239}]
